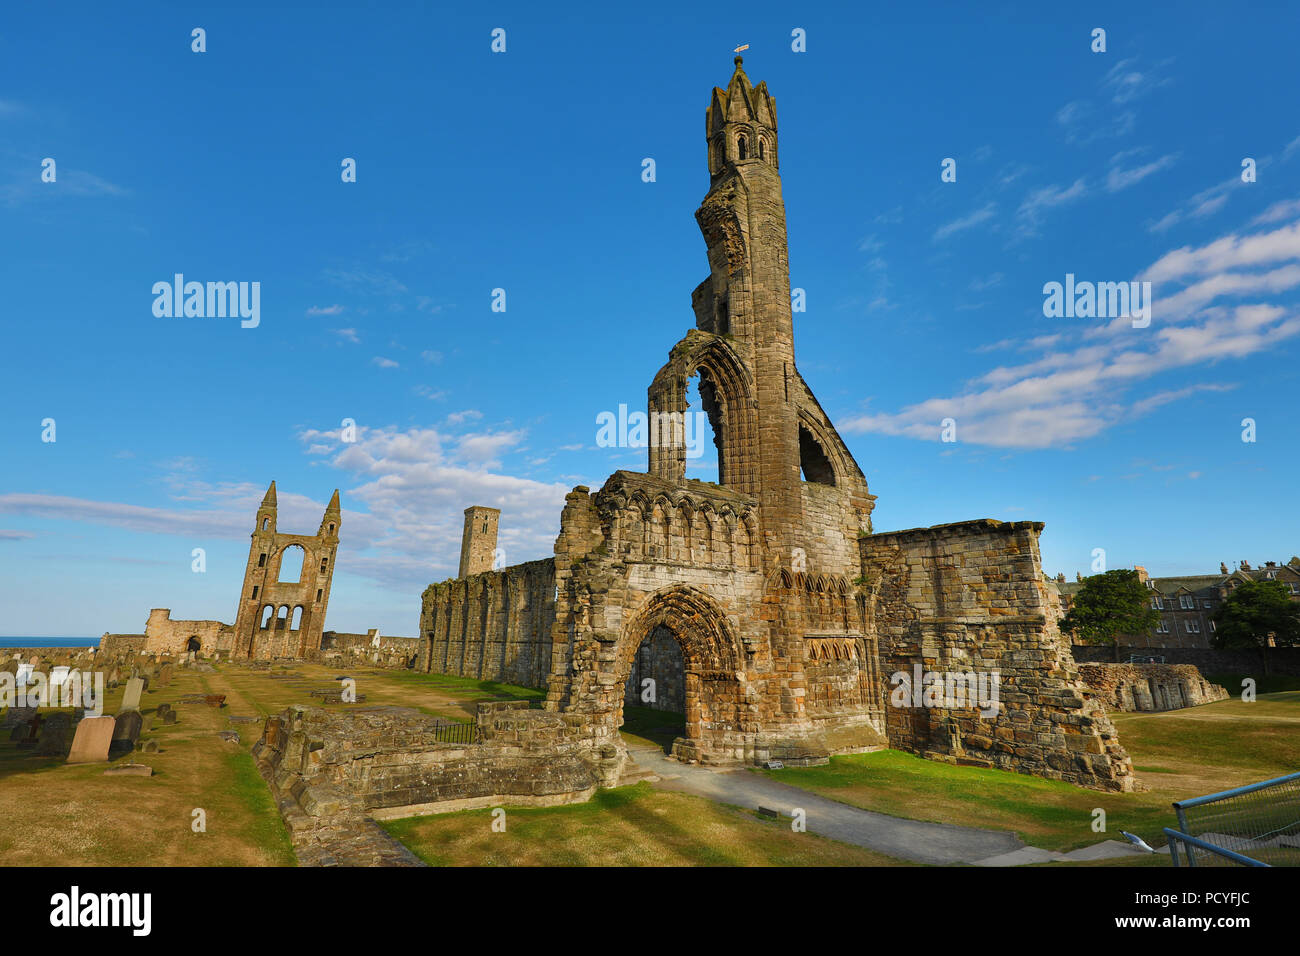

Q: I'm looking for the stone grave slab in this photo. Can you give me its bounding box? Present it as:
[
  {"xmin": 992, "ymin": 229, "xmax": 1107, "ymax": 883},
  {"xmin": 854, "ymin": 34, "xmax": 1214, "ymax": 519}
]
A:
[
  {"xmin": 67, "ymin": 715, "xmax": 116, "ymax": 764},
  {"xmin": 119, "ymin": 677, "xmax": 146, "ymax": 713},
  {"xmin": 109, "ymin": 710, "xmax": 144, "ymax": 756}
]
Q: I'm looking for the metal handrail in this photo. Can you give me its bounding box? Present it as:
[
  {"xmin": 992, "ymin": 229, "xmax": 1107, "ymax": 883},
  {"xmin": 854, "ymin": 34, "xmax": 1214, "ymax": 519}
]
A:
[{"xmin": 1164, "ymin": 828, "xmax": 1270, "ymax": 867}]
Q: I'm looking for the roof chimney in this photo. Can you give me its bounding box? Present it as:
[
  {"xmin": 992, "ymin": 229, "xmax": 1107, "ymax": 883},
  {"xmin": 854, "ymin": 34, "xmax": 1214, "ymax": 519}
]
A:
[
  {"xmin": 1241, "ymin": 560, "xmax": 1252, "ymax": 571},
  {"xmin": 1134, "ymin": 565, "xmax": 1149, "ymax": 585},
  {"xmin": 1220, "ymin": 562, "xmax": 1229, "ymax": 574}
]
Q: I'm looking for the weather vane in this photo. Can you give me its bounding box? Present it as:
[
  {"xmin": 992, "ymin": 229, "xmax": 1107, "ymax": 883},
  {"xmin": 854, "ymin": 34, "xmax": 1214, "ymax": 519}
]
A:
[{"xmin": 733, "ymin": 43, "xmax": 749, "ymax": 54}]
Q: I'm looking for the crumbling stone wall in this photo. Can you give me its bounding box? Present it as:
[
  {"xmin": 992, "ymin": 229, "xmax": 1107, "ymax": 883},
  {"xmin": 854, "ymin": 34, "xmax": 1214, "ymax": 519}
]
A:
[
  {"xmin": 1078, "ymin": 662, "xmax": 1229, "ymax": 712},
  {"xmin": 98, "ymin": 634, "xmax": 146, "ymax": 658},
  {"xmin": 418, "ymin": 558, "xmax": 555, "ymax": 687},
  {"xmin": 252, "ymin": 702, "xmax": 616, "ymax": 863},
  {"xmin": 320, "ymin": 630, "xmax": 418, "ymax": 669},
  {"xmin": 862, "ymin": 520, "xmax": 1137, "ymax": 792},
  {"xmin": 143, "ymin": 608, "xmax": 233, "ymax": 657}
]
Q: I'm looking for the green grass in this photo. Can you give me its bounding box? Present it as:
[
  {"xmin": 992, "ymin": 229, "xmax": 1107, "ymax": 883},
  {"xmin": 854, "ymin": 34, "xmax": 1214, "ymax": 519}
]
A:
[
  {"xmin": 380, "ymin": 782, "xmax": 910, "ymax": 867},
  {"xmin": 756, "ymin": 691, "xmax": 1300, "ymax": 859},
  {"xmin": 619, "ymin": 704, "xmax": 685, "ymax": 751}
]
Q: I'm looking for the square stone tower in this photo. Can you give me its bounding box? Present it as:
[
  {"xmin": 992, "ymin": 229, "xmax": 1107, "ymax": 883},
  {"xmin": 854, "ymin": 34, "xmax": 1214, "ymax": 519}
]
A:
[{"xmin": 458, "ymin": 506, "xmax": 500, "ymax": 578}]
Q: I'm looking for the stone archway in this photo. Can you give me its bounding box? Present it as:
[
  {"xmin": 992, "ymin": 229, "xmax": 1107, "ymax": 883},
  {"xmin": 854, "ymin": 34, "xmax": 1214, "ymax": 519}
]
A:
[{"xmin": 613, "ymin": 585, "xmax": 744, "ymax": 761}]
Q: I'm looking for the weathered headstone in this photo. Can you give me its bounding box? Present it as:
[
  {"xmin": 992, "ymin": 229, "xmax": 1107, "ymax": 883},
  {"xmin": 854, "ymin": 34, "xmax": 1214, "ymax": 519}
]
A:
[
  {"xmin": 67, "ymin": 715, "xmax": 116, "ymax": 764},
  {"xmin": 155, "ymin": 703, "xmax": 174, "ymax": 721},
  {"xmin": 35, "ymin": 712, "xmax": 75, "ymax": 756},
  {"xmin": 16, "ymin": 714, "xmax": 41, "ymax": 747},
  {"xmin": 139, "ymin": 739, "xmax": 159, "ymax": 754},
  {"xmin": 157, "ymin": 663, "xmax": 174, "ymax": 687},
  {"xmin": 119, "ymin": 677, "xmax": 145, "ymax": 714},
  {"xmin": 109, "ymin": 710, "xmax": 144, "ymax": 756}
]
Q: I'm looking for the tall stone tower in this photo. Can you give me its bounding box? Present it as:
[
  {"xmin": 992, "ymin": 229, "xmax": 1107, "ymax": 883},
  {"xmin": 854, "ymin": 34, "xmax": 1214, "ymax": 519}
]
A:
[
  {"xmin": 458, "ymin": 506, "xmax": 500, "ymax": 578},
  {"xmin": 231, "ymin": 482, "xmax": 341, "ymax": 659}
]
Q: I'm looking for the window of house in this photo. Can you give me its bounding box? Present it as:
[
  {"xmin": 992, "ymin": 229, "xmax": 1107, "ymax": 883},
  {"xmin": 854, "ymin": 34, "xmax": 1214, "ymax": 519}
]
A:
[
  {"xmin": 1179, "ymin": 595, "xmax": 1194, "ymax": 609},
  {"xmin": 1150, "ymin": 597, "xmax": 1161, "ymax": 610},
  {"xmin": 1209, "ymin": 621, "xmax": 1216, "ymax": 632},
  {"xmin": 1186, "ymin": 620, "xmax": 1201, "ymax": 634},
  {"xmin": 1157, "ymin": 621, "xmax": 1170, "ymax": 634}
]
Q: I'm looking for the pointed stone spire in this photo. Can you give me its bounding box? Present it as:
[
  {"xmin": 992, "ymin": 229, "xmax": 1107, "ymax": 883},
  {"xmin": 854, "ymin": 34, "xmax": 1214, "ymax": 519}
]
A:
[
  {"xmin": 261, "ymin": 481, "xmax": 278, "ymax": 509},
  {"xmin": 319, "ymin": 489, "xmax": 341, "ymax": 537}
]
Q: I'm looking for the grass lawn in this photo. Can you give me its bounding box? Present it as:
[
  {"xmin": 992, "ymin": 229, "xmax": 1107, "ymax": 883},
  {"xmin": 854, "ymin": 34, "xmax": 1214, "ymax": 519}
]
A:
[
  {"xmin": 0, "ymin": 668, "xmax": 294, "ymax": 866},
  {"xmin": 380, "ymin": 782, "xmax": 911, "ymax": 866},
  {"xmin": 0, "ymin": 661, "xmax": 543, "ymax": 867},
  {"xmin": 756, "ymin": 690, "xmax": 1300, "ymax": 861}
]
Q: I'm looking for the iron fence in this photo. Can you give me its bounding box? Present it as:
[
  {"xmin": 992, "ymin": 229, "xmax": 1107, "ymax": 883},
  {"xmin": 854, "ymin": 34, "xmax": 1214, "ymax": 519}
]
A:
[
  {"xmin": 430, "ymin": 719, "xmax": 479, "ymax": 745},
  {"xmin": 1169, "ymin": 770, "xmax": 1300, "ymax": 866}
]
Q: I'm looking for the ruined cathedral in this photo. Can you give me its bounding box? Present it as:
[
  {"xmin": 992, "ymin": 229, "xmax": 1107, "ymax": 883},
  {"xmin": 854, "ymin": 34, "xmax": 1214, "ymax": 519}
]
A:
[{"xmin": 418, "ymin": 58, "xmax": 1137, "ymax": 791}]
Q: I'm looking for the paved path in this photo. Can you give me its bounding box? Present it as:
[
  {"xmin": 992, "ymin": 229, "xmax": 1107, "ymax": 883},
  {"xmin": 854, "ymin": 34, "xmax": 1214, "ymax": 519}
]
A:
[{"xmin": 629, "ymin": 746, "xmax": 1151, "ymax": 866}]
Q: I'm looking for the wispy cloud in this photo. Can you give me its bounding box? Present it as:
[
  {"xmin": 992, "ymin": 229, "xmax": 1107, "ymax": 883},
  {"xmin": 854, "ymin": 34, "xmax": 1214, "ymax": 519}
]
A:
[
  {"xmin": 841, "ymin": 212, "xmax": 1300, "ymax": 448},
  {"xmin": 933, "ymin": 203, "xmax": 996, "ymax": 242}
]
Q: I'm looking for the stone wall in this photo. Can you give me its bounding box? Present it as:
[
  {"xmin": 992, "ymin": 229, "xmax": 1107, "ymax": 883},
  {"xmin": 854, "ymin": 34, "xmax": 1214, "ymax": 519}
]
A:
[
  {"xmin": 1077, "ymin": 662, "xmax": 1229, "ymax": 711},
  {"xmin": 418, "ymin": 558, "xmax": 555, "ymax": 687},
  {"xmin": 143, "ymin": 609, "xmax": 234, "ymax": 657},
  {"xmin": 319, "ymin": 630, "xmax": 419, "ymax": 669},
  {"xmin": 99, "ymin": 634, "xmax": 147, "ymax": 658},
  {"xmin": 1071, "ymin": 643, "xmax": 1300, "ymax": 678},
  {"xmin": 862, "ymin": 519, "xmax": 1138, "ymax": 792},
  {"xmin": 252, "ymin": 701, "xmax": 616, "ymax": 864}
]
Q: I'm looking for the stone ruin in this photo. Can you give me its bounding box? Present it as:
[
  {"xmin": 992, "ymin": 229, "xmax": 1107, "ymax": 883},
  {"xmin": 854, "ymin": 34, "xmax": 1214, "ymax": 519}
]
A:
[
  {"xmin": 1077, "ymin": 662, "xmax": 1230, "ymax": 712},
  {"xmin": 404, "ymin": 57, "xmax": 1139, "ymax": 795}
]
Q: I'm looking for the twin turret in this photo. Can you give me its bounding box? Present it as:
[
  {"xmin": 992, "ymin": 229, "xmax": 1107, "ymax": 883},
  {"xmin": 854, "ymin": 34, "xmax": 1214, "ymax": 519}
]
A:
[{"xmin": 251, "ymin": 480, "xmax": 341, "ymax": 539}]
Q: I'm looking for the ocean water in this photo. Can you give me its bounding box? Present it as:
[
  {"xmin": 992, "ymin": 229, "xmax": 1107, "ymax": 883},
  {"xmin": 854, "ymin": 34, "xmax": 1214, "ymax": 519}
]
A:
[{"xmin": 0, "ymin": 637, "xmax": 100, "ymax": 648}]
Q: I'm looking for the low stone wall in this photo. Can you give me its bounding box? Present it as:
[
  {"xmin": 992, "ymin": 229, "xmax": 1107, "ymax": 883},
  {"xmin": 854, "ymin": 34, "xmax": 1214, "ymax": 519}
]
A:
[
  {"xmin": 318, "ymin": 630, "xmax": 419, "ymax": 670},
  {"xmin": 1078, "ymin": 663, "xmax": 1229, "ymax": 712},
  {"xmin": 1072, "ymin": 643, "xmax": 1300, "ymax": 678},
  {"xmin": 251, "ymin": 701, "xmax": 616, "ymax": 866},
  {"xmin": 99, "ymin": 634, "xmax": 147, "ymax": 658}
]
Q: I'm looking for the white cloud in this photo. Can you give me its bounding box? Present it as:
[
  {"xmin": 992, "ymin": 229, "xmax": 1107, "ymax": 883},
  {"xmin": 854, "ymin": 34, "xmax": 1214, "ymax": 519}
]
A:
[
  {"xmin": 933, "ymin": 203, "xmax": 996, "ymax": 242},
  {"xmin": 371, "ymin": 356, "xmax": 400, "ymax": 369},
  {"xmin": 842, "ymin": 211, "xmax": 1300, "ymax": 448},
  {"xmin": 307, "ymin": 304, "xmax": 344, "ymax": 315}
]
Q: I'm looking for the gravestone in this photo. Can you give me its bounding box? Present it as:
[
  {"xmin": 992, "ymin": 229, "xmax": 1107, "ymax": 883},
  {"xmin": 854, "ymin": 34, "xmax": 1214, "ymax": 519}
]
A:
[
  {"xmin": 16, "ymin": 714, "xmax": 41, "ymax": 747},
  {"xmin": 119, "ymin": 677, "xmax": 146, "ymax": 714},
  {"xmin": 35, "ymin": 713, "xmax": 75, "ymax": 756},
  {"xmin": 155, "ymin": 703, "xmax": 174, "ymax": 721},
  {"xmin": 139, "ymin": 739, "xmax": 159, "ymax": 754},
  {"xmin": 67, "ymin": 715, "xmax": 116, "ymax": 764},
  {"xmin": 157, "ymin": 664, "xmax": 174, "ymax": 687},
  {"xmin": 1, "ymin": 705, "xmax": 36, "ymax": 730},
  {"xmin": 109, "ymin": 710, "xmax": 144, "ymax": 756}
]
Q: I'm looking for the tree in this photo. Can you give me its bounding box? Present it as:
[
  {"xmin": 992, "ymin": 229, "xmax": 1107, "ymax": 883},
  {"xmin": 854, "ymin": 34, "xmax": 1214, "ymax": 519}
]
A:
[
  {"xmin": 1060, "ymin": 569, "xmax": 1161, "ymax": 662},
  {"xmin": 1211, "ymin": 579, "xmax": 1300, "ymax": 676}
]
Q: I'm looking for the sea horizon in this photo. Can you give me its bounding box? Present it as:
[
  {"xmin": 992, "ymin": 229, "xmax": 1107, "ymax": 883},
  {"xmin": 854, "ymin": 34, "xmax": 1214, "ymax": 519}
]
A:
[{"xmin": 0, "ymin": 637, "xmax": 101, "ymax": 648}]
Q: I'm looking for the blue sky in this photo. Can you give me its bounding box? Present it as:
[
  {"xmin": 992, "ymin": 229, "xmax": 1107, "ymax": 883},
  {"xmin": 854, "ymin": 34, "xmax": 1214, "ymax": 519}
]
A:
[{"xmin": 2, "ymin": 1, "xmax": 1298, "ymax": 637}]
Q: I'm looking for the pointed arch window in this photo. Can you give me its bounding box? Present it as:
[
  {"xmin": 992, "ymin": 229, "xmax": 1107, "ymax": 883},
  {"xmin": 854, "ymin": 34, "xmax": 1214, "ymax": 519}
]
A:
[
  {"xmin": 737, "ymin": 135, "xmax": 747, "ymax": 161},
  {"xmin": 758, "ymin": 138, "xmax": 765, "ymax": 160}
]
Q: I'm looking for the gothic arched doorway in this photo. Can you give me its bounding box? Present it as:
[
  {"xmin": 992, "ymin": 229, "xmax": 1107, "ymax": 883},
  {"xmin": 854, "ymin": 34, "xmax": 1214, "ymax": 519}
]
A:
[{"xmin": 614, "ymin": 586, "xmax": 744, "ymax": 760}]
